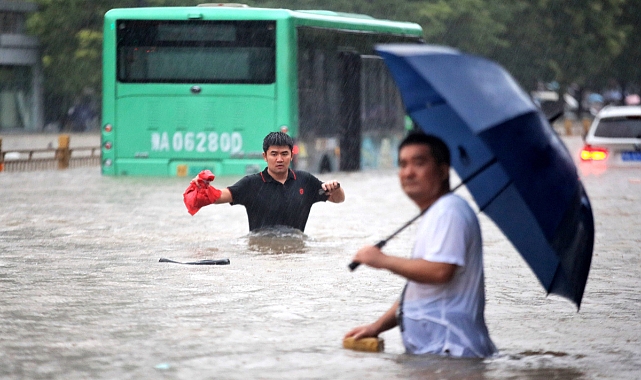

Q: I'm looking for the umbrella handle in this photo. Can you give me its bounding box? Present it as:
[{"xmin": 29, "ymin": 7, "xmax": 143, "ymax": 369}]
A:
[{"xmin": 348, "ymin": 240, "xmax": 386, "ymax": 271}]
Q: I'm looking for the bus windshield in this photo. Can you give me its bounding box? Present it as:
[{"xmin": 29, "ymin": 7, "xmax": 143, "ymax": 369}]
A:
[{"xmin": 116, "ymin": 20, "xmax": 276, "ymax": 84}]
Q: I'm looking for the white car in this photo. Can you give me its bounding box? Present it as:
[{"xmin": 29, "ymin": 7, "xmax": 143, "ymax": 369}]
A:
[{"xmin": 581, "ymin": 105, "xmax": 641, "ymax": 168}]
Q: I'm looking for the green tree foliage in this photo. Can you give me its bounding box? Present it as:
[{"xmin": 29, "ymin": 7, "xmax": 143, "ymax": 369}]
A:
[
  {"xmin": 27, "ymin": 0, "xmax": 194, "ymax": 124},
  {"xmin": 250, "ymin": 0, "xmax": 514, "ymax": 56},
  {"xmin": 492, "ymin": 0, "xmax": 627, "ymax": 93},
  {"xmin": 25, "ymin": 0, "xmax": 641, "ymax": 125},
  {"xmin": 599, "ymin": 0, "xmax": 641, "ymax": 95}
]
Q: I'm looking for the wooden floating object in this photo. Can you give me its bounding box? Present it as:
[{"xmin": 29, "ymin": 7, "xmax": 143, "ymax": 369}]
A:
[{"xmin": 342, "ymin": 337, "xmax": 384, "ymax": 352}]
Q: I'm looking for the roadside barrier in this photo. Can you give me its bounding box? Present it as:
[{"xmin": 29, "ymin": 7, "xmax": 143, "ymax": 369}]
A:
[
  {"xmin": 0, "ymin": 134, "xmax": 100, "ymax": 173},
  {"xmin": 558, "ymin": 118, "xmax": 592, "ymax": 137}
]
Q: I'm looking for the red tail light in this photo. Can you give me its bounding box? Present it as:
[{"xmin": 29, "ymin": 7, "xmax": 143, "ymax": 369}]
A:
[{"xmin": 580, "ymin": 145, "xmax": 608, "ymax": 161}]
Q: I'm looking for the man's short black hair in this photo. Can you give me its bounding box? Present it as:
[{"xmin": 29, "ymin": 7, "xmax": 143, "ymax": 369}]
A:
[
  {"xmin": 263, "ymin": 132, "xmax": 294, "ymax": 152},
  {"xmin": 399, "ymin": 131, "xmax": 451, "ymax": 166}
]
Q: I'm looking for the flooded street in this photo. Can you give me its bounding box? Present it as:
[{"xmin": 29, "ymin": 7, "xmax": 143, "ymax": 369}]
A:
[{"xmin": 1, "ymin": 136, "xmax": 640, "ymax": 379}]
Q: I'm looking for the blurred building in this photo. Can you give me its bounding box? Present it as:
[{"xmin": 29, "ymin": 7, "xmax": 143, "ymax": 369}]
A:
[{"xmin": 0, "ymin": 0, "xmax": 43, "ymax": 132}]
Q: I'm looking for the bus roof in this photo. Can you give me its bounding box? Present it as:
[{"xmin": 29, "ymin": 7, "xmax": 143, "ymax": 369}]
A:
[{"xmin": 104, "ymin": 6, "xmax": 423, "ymax": 36}]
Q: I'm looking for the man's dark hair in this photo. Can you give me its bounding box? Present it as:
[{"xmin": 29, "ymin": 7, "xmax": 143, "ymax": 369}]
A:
[
  {"xmin": 263, "ymin": 132, "xmax": 294, "ymax": 152},
  {"xmin": 399, "ymin": 131, "xmax": 451, "ymax": 166}
]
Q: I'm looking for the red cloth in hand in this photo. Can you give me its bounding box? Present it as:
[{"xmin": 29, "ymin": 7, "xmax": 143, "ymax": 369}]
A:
[{"xmin": 183, "ymin": 170, "xmax": 222, "ymax": 215}]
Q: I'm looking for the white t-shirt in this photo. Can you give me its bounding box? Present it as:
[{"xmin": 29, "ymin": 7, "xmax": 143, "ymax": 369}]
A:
[{"xmin": 401, "ymin": 193, "xmax": 496, "ymax": 357}]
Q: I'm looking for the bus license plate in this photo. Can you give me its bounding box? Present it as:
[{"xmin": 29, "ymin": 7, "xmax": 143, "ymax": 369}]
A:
[{"xmin": 621, "ymin": 151, "xmax": 641, "ymax": 161}]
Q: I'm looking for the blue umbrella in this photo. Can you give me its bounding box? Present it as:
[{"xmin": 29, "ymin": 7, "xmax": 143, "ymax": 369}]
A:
[
  {"xmin": 588, "ymin": 93, "xmax": 604, "ymax": 103},
  {"xmin": 376, "ymin": 44, "xmax": 594, "ymax": 308}
]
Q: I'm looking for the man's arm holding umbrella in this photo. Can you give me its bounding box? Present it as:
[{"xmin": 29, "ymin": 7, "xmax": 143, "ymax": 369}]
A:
[
  {"xmin": 344, "ymin": 245, "xmax": 456, "ymax": 340},
  {"xmin": 352, "ymin": 245, "xmax": 456, "ymax": 282}
]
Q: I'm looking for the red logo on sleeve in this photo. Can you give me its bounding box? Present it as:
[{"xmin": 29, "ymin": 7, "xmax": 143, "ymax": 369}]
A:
[{"xmin": 299, "ymin": 188, "xmax": 304, "ymax": 195}]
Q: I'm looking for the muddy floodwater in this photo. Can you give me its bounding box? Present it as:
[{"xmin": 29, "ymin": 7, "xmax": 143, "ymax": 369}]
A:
[{"xmin": 1, "ymin": 137, "xmax": 640, "ymax": 379}]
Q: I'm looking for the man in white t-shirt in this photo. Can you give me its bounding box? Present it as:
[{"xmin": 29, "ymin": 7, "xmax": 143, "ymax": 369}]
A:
[{"xmin": 344, "ymin": 132, "xmax": 497, "ymax": 358}]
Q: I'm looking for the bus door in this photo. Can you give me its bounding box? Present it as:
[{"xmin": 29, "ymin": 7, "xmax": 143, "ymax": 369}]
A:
[
  {"xmin": 338, "ymin": 51, "xmax": 362, "ymax": 172},
  {"xmin": 359, "ymin": 55, "xmax": 406, "ymax": 170},
  {"xmin": 338, "ymin": 53, "xmax": 404, "ymax": 172}
]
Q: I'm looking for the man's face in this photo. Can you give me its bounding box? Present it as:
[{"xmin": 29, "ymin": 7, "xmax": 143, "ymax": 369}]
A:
[
  {"xmin": 398, "ymin": 143, "xmax": 449, "ymax": 208},
  {"xmin": 263, "ymin": 145, "xmax": 292, "ymax": 176}
]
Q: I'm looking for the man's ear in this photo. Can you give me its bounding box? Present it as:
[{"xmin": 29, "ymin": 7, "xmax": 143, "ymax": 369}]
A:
[{"xmin": 262, "ymin": 152, "xmax": 267, "ymax": 162}]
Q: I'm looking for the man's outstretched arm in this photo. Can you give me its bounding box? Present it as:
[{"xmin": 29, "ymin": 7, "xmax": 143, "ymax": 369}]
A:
[
  {"xmin": 190, "ymin": 175, "xmax": 233, "ymax": 205},
  {"xmin": 214, "ymin": 188, "xmax": 233, "ymax": 204}
]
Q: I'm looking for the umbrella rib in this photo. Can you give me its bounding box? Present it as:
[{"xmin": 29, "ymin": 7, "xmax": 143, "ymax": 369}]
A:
[
  {"xmin": 477, "ymin": 179, "xmax": 513, "ymax": 212},
  {"xmin": 407, "ymin": 99, "xmax": 446, "ymax": 114},
  {"xmin": 454, "ymin": 157, "xmax": 497, "ymax": 189},
  {"xmin": 449, "ymin": 157, "xmax": 514, "ymax": 212}
]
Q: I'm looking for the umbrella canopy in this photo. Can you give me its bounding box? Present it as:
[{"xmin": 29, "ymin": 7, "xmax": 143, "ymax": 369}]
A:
[{"xmin": 377, "ymin": 44, "xmax": 594, "ymax": 308}]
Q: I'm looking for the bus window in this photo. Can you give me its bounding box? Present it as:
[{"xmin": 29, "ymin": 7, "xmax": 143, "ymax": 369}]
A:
[
  {"xmin": 297, "ymin": 27, "xmax": 417, "ymax": 140},
  {"xmin": 117, "ymin": 20, "xmax": 276, "ymax": 84}
]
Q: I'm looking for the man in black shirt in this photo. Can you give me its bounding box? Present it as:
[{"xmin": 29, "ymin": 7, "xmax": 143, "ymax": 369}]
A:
[{"xmin": 195, "ymin": 132, "xmax": 344, "ymax": 232}]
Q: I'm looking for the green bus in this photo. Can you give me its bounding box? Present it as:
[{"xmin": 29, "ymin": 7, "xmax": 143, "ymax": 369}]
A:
[{"xmin": 101, "ymin": 4, "xmax": 423, "ymax": 176}]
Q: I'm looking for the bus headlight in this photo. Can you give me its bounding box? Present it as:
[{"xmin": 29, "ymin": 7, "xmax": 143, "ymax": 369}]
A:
[
  {"xmin": 103, "ymin": 159, "xmax": 113, "ymax": 166},
  {"xmin": 104, "ymin": 124, "xmax": 113, "ymax": 133},
  {"xmin": 104, "ymin": 141, "xmax": 113, "ymax": 150}
]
